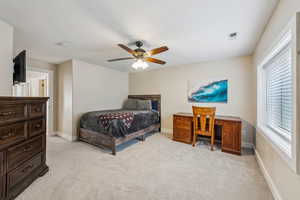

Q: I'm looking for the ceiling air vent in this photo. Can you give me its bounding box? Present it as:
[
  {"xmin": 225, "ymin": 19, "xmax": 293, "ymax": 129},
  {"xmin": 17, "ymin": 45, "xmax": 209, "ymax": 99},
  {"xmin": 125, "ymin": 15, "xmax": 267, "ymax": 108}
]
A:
[{"xmin": 228, "ymin": 32, "xmax": 238, "ymax": 40}]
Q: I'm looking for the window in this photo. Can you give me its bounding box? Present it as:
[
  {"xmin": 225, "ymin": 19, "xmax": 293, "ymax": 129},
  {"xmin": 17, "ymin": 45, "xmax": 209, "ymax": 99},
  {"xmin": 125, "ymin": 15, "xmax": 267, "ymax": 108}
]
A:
[
  {"xmin": 258, "ymin": 22, "xmax": 300, "ymax": 172},
  {"xmin": 257, "ymin": 30, "xmax": 294, "ymax": 158},
  {"xmin": 264, "ymin": 42, "xmax": 293, "ymax": 142}
]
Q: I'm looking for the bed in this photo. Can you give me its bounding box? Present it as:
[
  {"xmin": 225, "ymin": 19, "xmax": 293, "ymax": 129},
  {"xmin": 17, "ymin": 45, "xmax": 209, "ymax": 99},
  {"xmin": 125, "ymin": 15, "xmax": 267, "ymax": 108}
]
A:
[{"xmin": 78, "ymin": 95, "xmax": 161, "ymax": 155}]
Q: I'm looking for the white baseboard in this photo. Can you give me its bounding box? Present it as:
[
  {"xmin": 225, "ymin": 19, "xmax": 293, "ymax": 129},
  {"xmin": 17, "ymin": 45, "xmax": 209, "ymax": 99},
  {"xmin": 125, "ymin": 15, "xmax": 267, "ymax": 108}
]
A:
[
  {"xmin": 242, "ymin": 142, "xmax": 253, "ymax": 149},
  {"xmin": 255, "ymin": 149, "xmax": 282, "ymax": 200},
  {"xmin": 47, "ymin": 131, "xmax": 58, "ymax": 137},
  {"xmin": 160, "ymin": 128, "xmax": 172, "ymax": 134},
  {"xmin": 55, "ymin": 132, "xmax": 77, "ymax": 142}
]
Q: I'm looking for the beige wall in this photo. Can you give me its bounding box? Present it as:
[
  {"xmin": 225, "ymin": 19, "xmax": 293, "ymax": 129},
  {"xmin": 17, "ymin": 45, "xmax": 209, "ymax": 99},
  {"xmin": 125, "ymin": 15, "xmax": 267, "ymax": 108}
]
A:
[
  {"xmin": 57, "ymin": 59, "xmax": 129, "ymax": 140},
  {"xmin": 28, "ymin": 58, "xmax": 59, "ymax": 131},
  {"xmin": 297, "ymin": 12, "xmax": 300, "ymax": 179},
  {"xmin": 57, "ymin": 60, "xmax": 73, "ymax": 140},
  {"xmin": 254, "ymin": 0, "xmax": 300, "ymax": 63},
  {"xmin": 253, "ymin": 0, "xmax": 300, "ymax": 200},
  {"xmin": 129, "ymin": 56, "xmax": 256, "ymax": 146},
  {"xmin": 72, "ymin": 60, "xmax": 129, "ymax": 140},
  {"xmin": 0, "ymin": 20, "xmax": 13, "ymax": 96},
  {"xmin": 256, "ymin": 133, "xmax": 300, "ymax": 200}
]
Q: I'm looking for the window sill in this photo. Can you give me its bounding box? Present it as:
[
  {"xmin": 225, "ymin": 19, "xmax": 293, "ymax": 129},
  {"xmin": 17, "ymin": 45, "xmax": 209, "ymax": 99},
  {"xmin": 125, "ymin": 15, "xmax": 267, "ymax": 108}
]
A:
[{"xmin": 256, "ymin": 125, "xmax": 296, "ymax": 172}]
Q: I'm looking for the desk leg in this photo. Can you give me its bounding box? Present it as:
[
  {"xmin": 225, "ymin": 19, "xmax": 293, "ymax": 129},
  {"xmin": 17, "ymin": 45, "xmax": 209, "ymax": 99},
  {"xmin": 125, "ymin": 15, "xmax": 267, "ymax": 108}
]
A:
[{"xmin": 211, "ymin": 131, "xmax": 215, "ymax": 151}]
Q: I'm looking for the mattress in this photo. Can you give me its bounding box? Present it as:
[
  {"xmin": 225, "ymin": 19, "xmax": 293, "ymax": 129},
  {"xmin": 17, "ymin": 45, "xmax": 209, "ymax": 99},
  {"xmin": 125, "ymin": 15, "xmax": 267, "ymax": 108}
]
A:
[{"xmin": 80, "ymin": 109, "xmax": 160, "ymax": 138}]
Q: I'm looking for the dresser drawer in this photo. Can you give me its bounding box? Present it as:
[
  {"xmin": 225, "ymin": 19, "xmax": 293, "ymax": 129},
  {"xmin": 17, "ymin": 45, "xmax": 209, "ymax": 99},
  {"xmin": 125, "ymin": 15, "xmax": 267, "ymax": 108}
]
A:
[
  {"xmin": 29, "ymin": 103, "xmax": 45, "ymax": 118},
  {"xmin": 0, "ymin": 122, "xmax": 27, "ymax": 149},
  {"xmin": 7, "ymin": 136, "xmax": 42, "ymax": 171},
  {"xmin": 29, "ymin": 119, "xmax": 46, "ymax": 138},
  {"xmin": 0, "ymin": 152, "xmax": 3, "ymax": 176},
  {"xmin": 0, "ymin": 104, "xmax": 27, "ymax": 125},
  {"xmin": 0, "ymin": 175, "xmax": 4, "ymax": 200},
  {"xmin": 7, "ymin": 153, "xmax": 42, "ymax": 190}
]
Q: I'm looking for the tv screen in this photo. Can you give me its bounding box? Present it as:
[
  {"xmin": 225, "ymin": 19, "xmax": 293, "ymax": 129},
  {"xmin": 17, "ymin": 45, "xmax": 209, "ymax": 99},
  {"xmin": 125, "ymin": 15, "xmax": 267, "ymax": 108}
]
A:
[{"xmin": 13, "ymin": 50, "xmax": 26, "ymax": 84}]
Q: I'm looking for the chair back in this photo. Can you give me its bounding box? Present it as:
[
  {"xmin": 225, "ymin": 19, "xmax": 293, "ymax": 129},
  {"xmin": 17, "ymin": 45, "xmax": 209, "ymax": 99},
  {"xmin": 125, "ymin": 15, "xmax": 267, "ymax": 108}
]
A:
[{"xmin": 192, "ymin": 106, "xmax": 216, "ymax": 136}]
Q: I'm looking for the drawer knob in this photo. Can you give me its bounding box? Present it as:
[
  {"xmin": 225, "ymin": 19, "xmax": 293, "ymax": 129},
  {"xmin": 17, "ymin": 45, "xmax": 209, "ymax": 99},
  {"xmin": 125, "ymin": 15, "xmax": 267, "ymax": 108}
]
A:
[
  {"xmin": 35, "ymin": 124, "xmax": 41, "ymax": 129},
  {"xmin": 23, "ymin": 145, "xmax": 32, "ymax": 152},
  {"xmin": 0, "ymin": 111, "xmax": 15, "ymax": 117},
  {"xmin": 0, "ymin": 131, "xmax": 15, "ymax": 140},
  {"xmin": 21, "ymin": 165, "xmax": 33, "ymax": 173},
  {"xmin": 34, "ymin": 108, "xmax": 41, "ymax": 112}
]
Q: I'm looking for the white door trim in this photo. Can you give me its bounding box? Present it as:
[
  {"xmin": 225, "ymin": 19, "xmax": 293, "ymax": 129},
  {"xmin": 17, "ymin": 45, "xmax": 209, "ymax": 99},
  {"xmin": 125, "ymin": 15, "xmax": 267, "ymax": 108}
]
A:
[{"xmin": 27, "ymin": 67, "xmax": 54, "ymax": 135}]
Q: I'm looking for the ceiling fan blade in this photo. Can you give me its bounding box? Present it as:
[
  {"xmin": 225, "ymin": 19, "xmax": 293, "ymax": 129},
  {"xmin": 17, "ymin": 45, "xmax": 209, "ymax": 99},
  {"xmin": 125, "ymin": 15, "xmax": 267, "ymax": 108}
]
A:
[
  {"xmin": 147, "ymin": 46, "xmax": 169, "ymax": 56},
  {"xmin": 107, "ymin": 57, "xmax": 135, "ymax": 62},
  {"xmin": 118, "ymin": 44, "xmax": 136, "ymax": 55},
  {"xmin": 145, "ymin": 57, "xmax": 166, "ymax": 65}
]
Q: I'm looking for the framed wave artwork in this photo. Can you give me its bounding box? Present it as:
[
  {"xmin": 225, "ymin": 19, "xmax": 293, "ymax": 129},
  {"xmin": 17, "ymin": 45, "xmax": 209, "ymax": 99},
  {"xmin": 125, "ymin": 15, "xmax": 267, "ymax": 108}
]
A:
[{"xmin": 187, "ymin": 79, "xmax": 228, "ymax": 103}]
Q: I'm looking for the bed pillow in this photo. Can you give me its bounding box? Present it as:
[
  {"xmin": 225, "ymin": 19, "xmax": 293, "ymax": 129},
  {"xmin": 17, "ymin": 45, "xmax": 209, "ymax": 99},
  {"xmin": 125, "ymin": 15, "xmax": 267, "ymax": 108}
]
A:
[
  {"xmin": 136, "ymin": 99, "xmax": 152, "ymax": 110},
  {"xmin": 151, "ymin": 100, "xmax": 158, "ymax": 111},
  {"xmin": 123, "ymin": 99, "xmax": 138, "ymax": 110}
]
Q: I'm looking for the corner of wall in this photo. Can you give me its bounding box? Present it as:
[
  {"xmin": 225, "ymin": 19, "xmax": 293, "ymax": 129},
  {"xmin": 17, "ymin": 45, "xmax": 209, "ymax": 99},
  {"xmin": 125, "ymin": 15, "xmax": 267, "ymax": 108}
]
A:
[
  {"xmin": 57, "ymin": 60, "xmax": 74, "ymax": 140},
  {"xmin": 296, "ymin": 11, "xmax": 300, "ymax": 175}
]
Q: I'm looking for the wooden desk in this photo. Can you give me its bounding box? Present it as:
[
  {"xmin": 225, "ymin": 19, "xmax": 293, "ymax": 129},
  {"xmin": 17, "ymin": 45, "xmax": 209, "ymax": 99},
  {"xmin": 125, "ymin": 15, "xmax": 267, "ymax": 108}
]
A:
[{"xmin": 173, "ymin": 112, "xmax": 242, "ymax": 155}]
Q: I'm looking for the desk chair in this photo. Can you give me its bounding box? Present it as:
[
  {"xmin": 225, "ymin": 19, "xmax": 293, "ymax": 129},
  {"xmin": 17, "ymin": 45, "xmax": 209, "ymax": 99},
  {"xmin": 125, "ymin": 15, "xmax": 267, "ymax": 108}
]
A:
[{"xmin": 192, "ymin": 106, "xmax": 216, "ymax": 150}]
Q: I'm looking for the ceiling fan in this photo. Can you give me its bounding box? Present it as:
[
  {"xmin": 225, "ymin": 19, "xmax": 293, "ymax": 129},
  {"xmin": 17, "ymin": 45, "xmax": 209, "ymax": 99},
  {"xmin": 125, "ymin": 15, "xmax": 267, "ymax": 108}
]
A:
[{"xmin": 108, "ymin": 41, "xmax": 169, "ymax": 69}]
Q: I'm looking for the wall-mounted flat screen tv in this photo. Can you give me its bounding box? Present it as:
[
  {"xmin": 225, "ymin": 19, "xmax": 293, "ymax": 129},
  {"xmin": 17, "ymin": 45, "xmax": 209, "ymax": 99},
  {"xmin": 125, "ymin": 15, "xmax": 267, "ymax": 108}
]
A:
[{"xmin": 13, "ymin": 50, "xmax": 26, "ymax": 84}]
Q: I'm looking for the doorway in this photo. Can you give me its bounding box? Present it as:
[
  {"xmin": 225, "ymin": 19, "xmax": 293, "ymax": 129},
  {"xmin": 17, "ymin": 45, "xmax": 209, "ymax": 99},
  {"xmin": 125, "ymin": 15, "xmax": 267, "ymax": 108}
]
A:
[
  {"xmin": 12, "ymin": 68, "xmax": 54, "ymax": 135},
  {"xmin": 27, "ymin": 71, "xmax": 48, "ymax": 97}
]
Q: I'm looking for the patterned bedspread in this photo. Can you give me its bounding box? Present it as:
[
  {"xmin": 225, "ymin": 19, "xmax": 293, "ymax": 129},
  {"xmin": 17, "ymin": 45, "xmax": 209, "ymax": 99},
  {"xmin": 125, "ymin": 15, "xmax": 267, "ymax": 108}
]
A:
[
  {"xmin": 80, "ymin": 109, "xmax": 159, "ymax": 138},
  {"xmin": 99, "ymin": 112, "xmax": 134, "ymax": 130}
]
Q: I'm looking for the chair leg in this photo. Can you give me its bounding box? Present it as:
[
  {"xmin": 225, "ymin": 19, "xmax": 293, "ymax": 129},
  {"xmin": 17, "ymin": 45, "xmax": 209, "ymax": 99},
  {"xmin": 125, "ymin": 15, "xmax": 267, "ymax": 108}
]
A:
[{"xmin": 192, "ymin": 133, "xmax": 197, "ymax": 147}]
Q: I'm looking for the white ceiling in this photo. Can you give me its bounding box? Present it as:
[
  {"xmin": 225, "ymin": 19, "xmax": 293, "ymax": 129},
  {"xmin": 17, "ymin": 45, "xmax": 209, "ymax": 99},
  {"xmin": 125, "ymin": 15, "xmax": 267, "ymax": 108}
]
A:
[{"xmin": 0, "ymin": 0, "xmax": 278, "ymax": 72}]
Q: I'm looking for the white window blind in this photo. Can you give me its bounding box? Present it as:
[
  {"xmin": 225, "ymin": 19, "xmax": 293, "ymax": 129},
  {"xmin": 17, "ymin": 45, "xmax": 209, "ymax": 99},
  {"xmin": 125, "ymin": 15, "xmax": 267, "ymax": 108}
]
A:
[{"xmin": 265, "ymin": 42, "xmax": 293, "ymax": 141}]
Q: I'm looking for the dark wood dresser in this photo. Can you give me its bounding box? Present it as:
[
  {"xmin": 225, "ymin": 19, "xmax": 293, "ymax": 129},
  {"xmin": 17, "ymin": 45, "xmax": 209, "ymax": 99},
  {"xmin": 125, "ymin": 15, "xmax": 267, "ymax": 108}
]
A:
[
  {"xmin": 0, "ymin": 97, "xmax": 49, "ymax": 200},
  {"xmin": 173, "ymin": 113, "xmax": 242, "ymax": 155}
]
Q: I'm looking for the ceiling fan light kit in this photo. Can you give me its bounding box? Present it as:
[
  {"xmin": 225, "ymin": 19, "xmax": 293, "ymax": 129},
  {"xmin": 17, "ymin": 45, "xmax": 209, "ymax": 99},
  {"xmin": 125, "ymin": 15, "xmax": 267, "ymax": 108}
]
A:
[
  {"xmin": 108, "ymin": 41, "xmax": 169, "ymax": 70},
  {"xmin": 132, "ymin": 59, "xmax": 149, "ymax": 70}
]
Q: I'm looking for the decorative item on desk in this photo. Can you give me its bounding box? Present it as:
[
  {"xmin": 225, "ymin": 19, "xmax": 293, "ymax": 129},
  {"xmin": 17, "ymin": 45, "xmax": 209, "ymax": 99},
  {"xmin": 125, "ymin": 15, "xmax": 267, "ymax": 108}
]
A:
[{"xmin": 187, "ymin": 79, "xmax": 228, "ymax": 103}]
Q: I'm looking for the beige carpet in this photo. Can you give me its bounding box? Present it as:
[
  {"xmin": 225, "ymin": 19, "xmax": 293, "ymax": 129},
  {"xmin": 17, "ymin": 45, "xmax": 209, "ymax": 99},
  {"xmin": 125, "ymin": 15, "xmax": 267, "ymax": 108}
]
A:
[{"xmin": 16, "ymin": 133, "xmax": 273, "ymax": 200}]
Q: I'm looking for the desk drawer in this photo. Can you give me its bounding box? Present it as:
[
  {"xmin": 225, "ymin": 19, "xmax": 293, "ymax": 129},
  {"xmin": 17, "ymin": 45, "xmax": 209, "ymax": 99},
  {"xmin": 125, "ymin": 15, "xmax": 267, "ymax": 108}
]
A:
[
  {"xmin": 173, "ymin": 115, "xmax": 193, "ymax": 144},
  {"xmin": 0, "ymin": 104, "xmax": 27, "ymax": 125},
  {"xmin": 173, "ymin": 128, "xmax": 193, "ymax": 144},
  {"xmin": 7, "ymin": 153, "xmax": 42, "ymax": 190},
  {"xmin": 29, "ymin": 119, "xmax": 45, "ymax": 138},
  {"xmin": 221, "ymin": 122, "xmax": 241, "ymax": 155},
  {"xmin": 0, "ymin": 122, "xmax": 27, "ymax": 149},
  {"xmin": 174, "ymin": 116, "xmax": 192, "ymax": 130},
  {"xmin": 7, "ymin": 136, "xmax": 42, "ymax": 171},
  {"xmin": 29, "ymin": 103, "xmax": 45, "ymax": 118}
]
